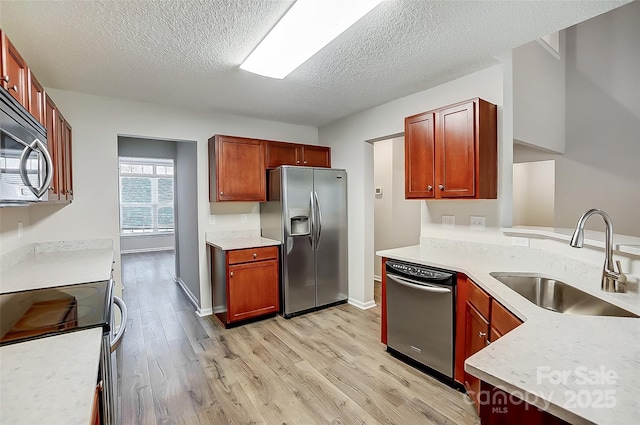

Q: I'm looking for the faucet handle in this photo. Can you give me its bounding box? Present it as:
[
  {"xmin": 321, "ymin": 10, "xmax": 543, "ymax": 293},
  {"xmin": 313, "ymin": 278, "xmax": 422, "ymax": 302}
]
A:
[{"xmin": 615, "ymin": 260, "xmax": 627, "ymax": 283}]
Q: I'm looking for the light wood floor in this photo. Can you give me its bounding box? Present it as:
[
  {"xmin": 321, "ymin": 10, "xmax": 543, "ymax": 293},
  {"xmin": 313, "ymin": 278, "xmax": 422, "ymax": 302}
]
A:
[{"xmin": 118, "ymin": 251, "xmax": 479, "ymax": 425}]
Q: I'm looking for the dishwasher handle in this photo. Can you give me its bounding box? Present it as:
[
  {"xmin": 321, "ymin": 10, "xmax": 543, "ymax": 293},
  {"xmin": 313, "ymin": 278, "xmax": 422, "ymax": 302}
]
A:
[{"xmin": 387, "ymin": 273, "xmax": 452, "ymax": 294}]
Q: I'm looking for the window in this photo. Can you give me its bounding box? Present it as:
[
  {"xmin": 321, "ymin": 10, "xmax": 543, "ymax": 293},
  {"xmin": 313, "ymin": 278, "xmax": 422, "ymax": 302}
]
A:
[{"xmin": 119, "ymin": 157, "xmax": 174, "ymax": 235}]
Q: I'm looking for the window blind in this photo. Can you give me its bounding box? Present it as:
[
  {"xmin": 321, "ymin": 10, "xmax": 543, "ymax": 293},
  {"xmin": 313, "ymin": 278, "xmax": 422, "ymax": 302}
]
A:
[{"xmin": 119, "ymin": 157, "xmax": 175, "ymax": 235}]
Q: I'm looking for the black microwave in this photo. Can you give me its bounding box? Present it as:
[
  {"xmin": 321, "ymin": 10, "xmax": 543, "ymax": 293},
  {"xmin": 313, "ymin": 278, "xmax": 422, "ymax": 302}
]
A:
[{"xmin": 0, "ymin": 86, "xmax": 53, "ymax": 206}]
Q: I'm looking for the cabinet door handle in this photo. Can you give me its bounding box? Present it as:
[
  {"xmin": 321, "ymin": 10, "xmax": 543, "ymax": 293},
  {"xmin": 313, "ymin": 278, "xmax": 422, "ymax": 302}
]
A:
[
  {"xmin": 230, "ymin": 271, "xmax": 234, "ymax": 277},
  {"xmin": 427, "ymin": 185, "xmax": 433, "ymax": 191},
  {"xmin": 9, "ymin": 85, "xmax": 17, "ymax": 92},
  {"xmin": 438, "ymin": 184, "xmax": 444, "ymax": 190},
  {"xmin": 220, "ymin": 191, "xmax": 223, "ymax": 195},
  {"xmin": 485, "ymin": 339, "xmax": 491, "ymax": 346},
  {"xmin": 296, "ymin": 160, "xmax": 300, "ymax": 164},
  {"xmin": 303, "ymin": 161, "xmax": 307, "ymax": 164},
  {"xmin": 1, "ymin": 75, "xmax": 8, "ymax": 83},
  {"xmin": 478, "ymin": 331, "xmax": 487, "ymax": 338},
  {"xmin": 253, "ymin": 253, "xmax": 257, "ymax": 258}
]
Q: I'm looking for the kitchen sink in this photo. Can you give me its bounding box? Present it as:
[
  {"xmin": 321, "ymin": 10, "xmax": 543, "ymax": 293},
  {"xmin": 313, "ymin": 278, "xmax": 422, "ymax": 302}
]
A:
[{"xmin": 489, "ymin": 272, "xmax": 638, "ymax": 318}]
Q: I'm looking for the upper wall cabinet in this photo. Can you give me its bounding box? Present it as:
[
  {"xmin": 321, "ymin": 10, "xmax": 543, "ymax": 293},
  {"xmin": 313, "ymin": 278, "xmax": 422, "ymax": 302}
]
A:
[
  {"xmin": 265, "ymin": 141, "xmax": 330, "ymax": 168},
  {"xmin": 1, "ymin": 31, "xmax": 28, "ymax": 108},
  {"xmin": 1, "ymin": 29, "xmax": 74, "ymax": 204},
  {"xmin": 405, "ymin": 98, "xmax": 497, "ymax": 199},
  {"xmin": 28, "ymin": 70, "xmax": 45, "ymax": 125},
  {"xmin": 209, "ymin": 135, "xmax": 266, "ymax": 202}
]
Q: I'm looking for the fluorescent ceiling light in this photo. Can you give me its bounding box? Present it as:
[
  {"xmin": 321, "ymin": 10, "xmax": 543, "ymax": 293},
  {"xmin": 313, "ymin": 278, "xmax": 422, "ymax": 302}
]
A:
[{"xmin": 240, "ymin": 0, "xmax": 383, "ymax": 79}]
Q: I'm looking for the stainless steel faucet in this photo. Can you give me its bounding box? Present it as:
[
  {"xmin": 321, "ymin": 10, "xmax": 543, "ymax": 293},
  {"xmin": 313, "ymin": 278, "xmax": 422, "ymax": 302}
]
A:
[{"xmin": 570, "ymin": 209, "xmax": 627, "ymax": 292}]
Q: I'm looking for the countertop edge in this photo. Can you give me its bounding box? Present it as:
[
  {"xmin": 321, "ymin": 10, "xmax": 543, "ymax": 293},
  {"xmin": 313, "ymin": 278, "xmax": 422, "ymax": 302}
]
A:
[{"xmin": 206, "ymin": 236, "xmax": 281, "ymax": 251}]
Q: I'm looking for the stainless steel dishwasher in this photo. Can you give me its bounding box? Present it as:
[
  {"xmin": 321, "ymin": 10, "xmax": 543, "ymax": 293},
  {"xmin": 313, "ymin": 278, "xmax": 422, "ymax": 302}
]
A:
[{"xmin": 386, "ymin": 259, "xmax": 456, "ymax": 382}]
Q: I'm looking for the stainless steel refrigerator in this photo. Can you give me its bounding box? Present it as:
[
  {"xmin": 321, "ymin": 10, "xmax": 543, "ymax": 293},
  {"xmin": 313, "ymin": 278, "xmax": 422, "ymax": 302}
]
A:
[{"xmin": 260, "ymin": 166, "xmax": 348, "ymax": 318}]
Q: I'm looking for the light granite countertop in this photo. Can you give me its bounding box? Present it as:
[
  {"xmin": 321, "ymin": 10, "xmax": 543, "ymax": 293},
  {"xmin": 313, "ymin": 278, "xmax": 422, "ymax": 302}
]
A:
[
  {"xmin": 377, "ymin": 242, "xmax": 640, "ymax": 425},
  {"xmin": 206, "ymin": 234, "xmax": 281, "ymax": 251},
  {"xmin": 0, "ymin": 240, "xmax": 114, "ymax": 294},
  {"xmin": 0, "ymin": 327, "xmax": 103, "ymax": 425}
]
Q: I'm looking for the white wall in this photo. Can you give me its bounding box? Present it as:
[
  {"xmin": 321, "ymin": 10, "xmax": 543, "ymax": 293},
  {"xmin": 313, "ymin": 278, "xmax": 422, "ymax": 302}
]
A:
[
  {"xmin": 513, "ymin": 1, "xmax": 640, "ymax": 236},
  {"xmin": 513, "ymin": 33, "xmax": 566, "ymax": 153},
  {"xmin": 0, "ymin": 90, "xmax": 317, "ymax": 313},
  {"xmin": 512, "ymin": 160, "xmax": 555, "ymax": 227},
  {"xmin": 175, "ymin": 141, "xmax": 199, "ymax": 304},
  {"xmin": 373, "ymin": 137, "xmax": 420, "ymax": 278},
  {"xmin": 319, "ymin": 64, "xmax": 507, "ymax": 308}
]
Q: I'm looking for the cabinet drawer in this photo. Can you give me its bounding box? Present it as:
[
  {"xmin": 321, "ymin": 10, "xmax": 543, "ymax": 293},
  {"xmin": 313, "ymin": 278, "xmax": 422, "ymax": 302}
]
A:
[
  {"xmin": 228, "ymin": 246, "xmax": 278, "ymax": 264},
  {"xmin": 491, "ymin": 299, "xmax": 522, "ymax": 336},
  {"xmin": 467, "ymin": 280, "xmax": 490, "ymax": 319}
]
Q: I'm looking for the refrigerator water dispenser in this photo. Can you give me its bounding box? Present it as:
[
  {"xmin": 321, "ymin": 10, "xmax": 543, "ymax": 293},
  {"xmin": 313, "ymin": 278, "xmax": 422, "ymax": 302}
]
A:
[{"xmin": 289, "ymin": 208, "xmax": 310, "ymax": 235}]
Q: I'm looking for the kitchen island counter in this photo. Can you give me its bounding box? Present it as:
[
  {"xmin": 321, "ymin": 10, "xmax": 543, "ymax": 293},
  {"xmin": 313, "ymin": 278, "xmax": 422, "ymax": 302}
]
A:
[{"xmin": 378, "ymin": 240, "xmax": 640, "ymax": 425}]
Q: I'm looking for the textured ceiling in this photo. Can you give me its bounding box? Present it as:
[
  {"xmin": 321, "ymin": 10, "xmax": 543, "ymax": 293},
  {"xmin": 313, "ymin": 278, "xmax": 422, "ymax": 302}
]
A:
[{"xmin": 0, "ymin": 0, "xmax": 631, "ymax": 127}]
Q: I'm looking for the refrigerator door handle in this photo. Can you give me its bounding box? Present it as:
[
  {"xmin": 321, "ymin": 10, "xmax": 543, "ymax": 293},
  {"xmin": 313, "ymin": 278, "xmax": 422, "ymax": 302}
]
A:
[
  {"xmin": 309, "ymin": 190, "xmax": 315, "ymax": 248},
  {"xmin": 314, "ymin": 191, "xmax": 322, "ymax": 250}
]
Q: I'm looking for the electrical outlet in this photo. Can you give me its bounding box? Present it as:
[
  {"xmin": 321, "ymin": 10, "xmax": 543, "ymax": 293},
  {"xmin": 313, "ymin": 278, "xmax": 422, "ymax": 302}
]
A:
[
  {"xmin": 441, "ymin": 215, "xmax": 455, "ymax": 228},
  {"xmin": 512, "ymin": 237, "xmax": 530, "ymax": 247},
  {"xmin": 470, "ymin": 215, "xmax": 485, "ymax": 230},
  {"xmin": 208, "ymin": 215, "xmax": 216, "ymax": 224},
  {"xmin": 240, "ymin": 214, "xmax": 248, "ymax": 223}
]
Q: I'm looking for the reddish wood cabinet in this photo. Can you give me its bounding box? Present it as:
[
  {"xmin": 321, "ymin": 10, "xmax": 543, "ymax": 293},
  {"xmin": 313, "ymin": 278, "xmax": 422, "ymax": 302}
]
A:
[
  {"xmin": 2, "ymin": 29, "xmax": 74, "ymax": 203},
  {"xmin": 62, "ymin": 119, "xmax": 73, "ymax": 201},
  {"xmin": 55, "ymin": 109, "xmax": 73, "ymax": 202},
  {"xmin": 479, "ymin": 381, "xmax": 570, "ymax": 425},
  {"xmin": 44, "ymin": 94, "xmax": 62, "ymax": 201},
  {"xmin": 265, "ymin": 141, "xmax": 300, "ymax": 168},
  {"xmin": 1, "ymin": 31, "xmax": 28, "ymax": 108},
  {"xmin": 209, "ymin": 135, "xmax": 266, "ymax": 202},
  {"xmin": 405, "ymin": 112, "xmax": 436, "ymax": 198},
  {"xmin": 265, "ymin": 141, "xmax": 331, "ymax": 168},
  {"xmin": 27, "ymin": 70, "xmax": 44, "ymax": 125},
  {"xmin": 458, "ymin": 278, "xmax": 523, "ymax": 414},
  {"xmin": 211, "ymin": 245, "xmax": 279, "ymax": 327},
  {"xmin": 404, "ymin": 98, "xmax": 497, "ymax": 199},
  {"xmin": 300, "ymin": 144, "xmax": 331, "ymax": 167}
]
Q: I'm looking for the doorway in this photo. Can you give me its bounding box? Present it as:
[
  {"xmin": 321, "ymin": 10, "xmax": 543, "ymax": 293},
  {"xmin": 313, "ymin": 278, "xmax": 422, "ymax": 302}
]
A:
[
  {"xmin": 117, "ymin": 136, "xmax": 200, "ymax": 309},
  {"xmin": 372, "ymin": 136, "xmax": 420, "ymax": 281}
]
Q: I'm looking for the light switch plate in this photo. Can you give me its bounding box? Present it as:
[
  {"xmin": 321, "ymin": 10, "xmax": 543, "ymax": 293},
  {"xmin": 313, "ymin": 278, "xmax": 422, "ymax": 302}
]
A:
[
  {"xmin": 441, "ymin": 215, "xmax": 455, "ymax": 228},
  {"xmin": 470, "ymin": 216, "xmax": 485, "ymax": 230}
]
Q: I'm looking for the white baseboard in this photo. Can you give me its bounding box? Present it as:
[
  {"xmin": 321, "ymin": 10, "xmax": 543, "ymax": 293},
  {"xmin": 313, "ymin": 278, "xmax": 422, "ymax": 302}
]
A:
[
  {"xmin": 212, "ymin": 306, "xmax": 226, "ymax": 314},
  {"xmin": 348, "ymin": 298, "xmax": 377, "ymax": 310},
  {"xmin": 373, "ymin": 274, "xmax": 381, "ymax": 282},
  {"xmin": 197, "ymin": 308, "xmax": 213, "ymax": 317},
  {"xmin": 121, "ymin": 247, "xmax": 175, "ymax": 255},
  {"xmin": 174, "ymin": 277, "xmax": 200, "ymax": 311}
]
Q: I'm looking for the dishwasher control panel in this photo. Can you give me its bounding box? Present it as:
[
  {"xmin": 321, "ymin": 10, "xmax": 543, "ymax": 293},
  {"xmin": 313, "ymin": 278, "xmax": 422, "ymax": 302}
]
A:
[{"xmin": 386, "ymin": 260, "xmax": 454, "ymax": 282}]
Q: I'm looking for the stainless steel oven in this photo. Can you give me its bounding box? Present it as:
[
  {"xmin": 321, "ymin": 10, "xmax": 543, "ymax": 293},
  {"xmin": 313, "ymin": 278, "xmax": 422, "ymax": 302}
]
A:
[
  {"xmin": 385, "ymin": 259, "xmax": 456, "ymax": 381},
  {"xmin": 0, "ymin": 86, "xmax": 53, "ymax": 205},
  {"xmin": 0, "ymin": 280, "xmax": 127, "ymax": 425}
]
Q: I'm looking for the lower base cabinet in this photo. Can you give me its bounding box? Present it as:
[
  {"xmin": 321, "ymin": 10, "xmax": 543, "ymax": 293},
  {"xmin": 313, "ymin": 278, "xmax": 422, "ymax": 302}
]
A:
[
  {"xmin": 479, "ymin": 381, "xmax": 570, "ymax": 425},
  {"xmin": 91, "ymin": 383, "xmax": 101, "ymax": 425},
  {"xmin": 382, "ymin": 263, "xmax": 566, "ymax": 422},
  {"xmin": 211, "ymin": 245, "xmax": 279, "ymax": 326}
]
